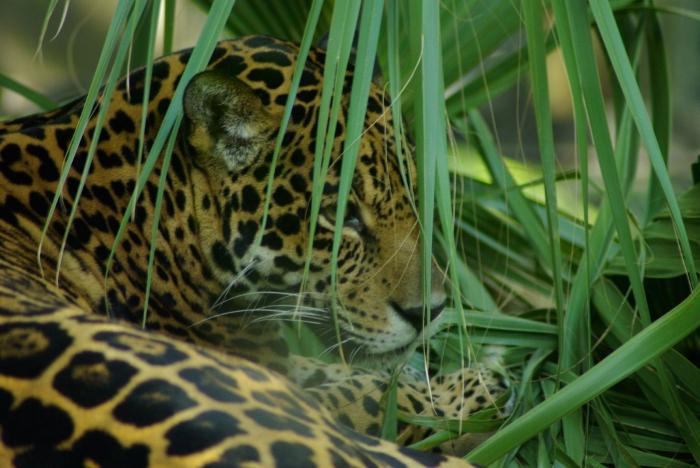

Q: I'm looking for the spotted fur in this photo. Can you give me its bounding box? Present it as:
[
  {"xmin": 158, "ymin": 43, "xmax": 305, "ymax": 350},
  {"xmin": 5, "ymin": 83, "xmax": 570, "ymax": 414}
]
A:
[{"xmin": 0, "ymin": 35, "xmax": 506, "ymax": 466}]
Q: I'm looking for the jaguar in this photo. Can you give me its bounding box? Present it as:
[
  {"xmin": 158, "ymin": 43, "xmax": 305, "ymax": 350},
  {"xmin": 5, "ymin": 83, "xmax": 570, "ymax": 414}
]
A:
[{"xmin": 0, "ymin": 35, "xmax": 508, "ymax": 466}]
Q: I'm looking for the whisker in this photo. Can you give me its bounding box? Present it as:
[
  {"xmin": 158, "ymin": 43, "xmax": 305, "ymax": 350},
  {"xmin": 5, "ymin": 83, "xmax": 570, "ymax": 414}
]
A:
[
  {"xmin": 320, "ymin": 337, "xmax": 353, "ymax": 357},
  {"xmin": 349, "ymin": 343, "xmax": 365, "ymax": 364},
  {"xmin": 189, "ymin": 304, "xmax": 328, "ymax": 328},
  {"xmin": 211, "ymin": 288, "xmax": 326, "ymax": 311},
  {"xmin": 249, "ymin": 316, "xmax": 325, "ymax": 326},
  {"xmin": 210, "ymin": 260, "xmax": 259, "ymax": 310}
]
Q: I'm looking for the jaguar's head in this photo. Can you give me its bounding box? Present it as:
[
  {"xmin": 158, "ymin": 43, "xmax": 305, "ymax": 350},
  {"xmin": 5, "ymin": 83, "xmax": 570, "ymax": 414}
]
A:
[{"xmin": 183, "ymin": 38, "xmax": 445, "ymax": 356}]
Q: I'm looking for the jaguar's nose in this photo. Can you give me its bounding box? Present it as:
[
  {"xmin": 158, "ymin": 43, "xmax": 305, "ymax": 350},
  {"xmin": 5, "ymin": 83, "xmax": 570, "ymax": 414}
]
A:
[{"xmin": 391, "ymin": 301, "xmax": 445, "ymax": 330}]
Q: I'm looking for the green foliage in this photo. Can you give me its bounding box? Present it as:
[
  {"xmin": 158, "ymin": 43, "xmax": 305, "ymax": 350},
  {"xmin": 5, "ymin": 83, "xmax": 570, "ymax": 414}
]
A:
[{"xmin": 0, "ymin": 73, "xmax": 56, "ymax": 111}]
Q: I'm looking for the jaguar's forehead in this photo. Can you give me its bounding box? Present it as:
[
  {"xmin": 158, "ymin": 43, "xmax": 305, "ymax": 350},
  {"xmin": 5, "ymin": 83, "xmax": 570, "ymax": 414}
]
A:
[
  {"xmin": 213, "ymin": 36, "xmax": 327, "ymax": 111},
  {"xmin": 202, "ymin": 36, "xmax": 414, "ymax": 215},
  {"xmin": 351, "ymin": 117, "xmax": 415, "ymax": 209}
]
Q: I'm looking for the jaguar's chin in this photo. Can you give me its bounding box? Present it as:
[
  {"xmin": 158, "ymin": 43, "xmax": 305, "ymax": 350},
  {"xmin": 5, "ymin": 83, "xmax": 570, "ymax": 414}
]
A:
[
  {"xmin": 328, "ymin": 334, "xmax": 414, "ymax": 368},
  {"xmin": 363, "ymin": 342, "xmax": 413, "ymax": 365}
]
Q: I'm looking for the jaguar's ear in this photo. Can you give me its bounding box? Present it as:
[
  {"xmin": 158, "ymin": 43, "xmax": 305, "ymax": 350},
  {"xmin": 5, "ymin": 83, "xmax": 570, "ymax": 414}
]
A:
[{"xmin": 183, "ymin": 70, "xmax": 273, "ymax": 171}]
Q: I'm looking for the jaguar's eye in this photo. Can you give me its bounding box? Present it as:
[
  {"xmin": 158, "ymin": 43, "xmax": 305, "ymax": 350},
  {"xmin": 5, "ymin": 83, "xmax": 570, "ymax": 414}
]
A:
[
  {"xmin": 343, "ymin": 203, "xmax": 365, "ymax": 233},
  {"xmin": 344, "ymin": 215, "xmax": 363, "ymax": 232},
  {"xmin": 320, "ymin": 204, "xmax": 365, "ymax": 233}
]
